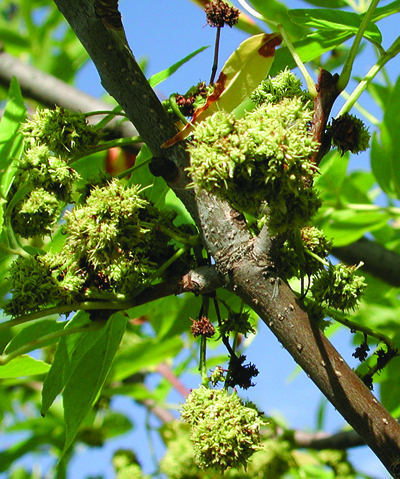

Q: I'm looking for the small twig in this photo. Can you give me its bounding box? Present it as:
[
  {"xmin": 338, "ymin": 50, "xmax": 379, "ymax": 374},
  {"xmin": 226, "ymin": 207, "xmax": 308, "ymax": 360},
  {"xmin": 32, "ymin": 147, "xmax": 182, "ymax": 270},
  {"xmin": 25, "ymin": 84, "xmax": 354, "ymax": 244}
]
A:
[{"xmin": 210, "ymin": 26, "xmax": 221, "ymax": 85}]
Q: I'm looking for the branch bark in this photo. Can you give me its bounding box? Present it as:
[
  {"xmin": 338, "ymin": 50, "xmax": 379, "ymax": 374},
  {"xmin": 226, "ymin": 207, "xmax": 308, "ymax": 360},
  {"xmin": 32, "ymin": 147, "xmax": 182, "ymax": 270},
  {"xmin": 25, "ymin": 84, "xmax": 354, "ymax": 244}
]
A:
[{"xmin": 51, "ymin": 1, "xmax": 400, "ymax": 476}]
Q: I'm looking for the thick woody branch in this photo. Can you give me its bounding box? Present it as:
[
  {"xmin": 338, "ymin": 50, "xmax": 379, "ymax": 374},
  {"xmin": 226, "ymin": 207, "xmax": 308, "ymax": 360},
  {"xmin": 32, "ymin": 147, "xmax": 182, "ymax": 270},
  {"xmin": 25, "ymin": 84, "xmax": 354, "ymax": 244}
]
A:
[
  {"xmin": 0, "ymin": 45, "xmax": 137, "ymax": 140},
  {"xmin": 51, "ymin": 1, "xmax": 400, "ymax": 476}
]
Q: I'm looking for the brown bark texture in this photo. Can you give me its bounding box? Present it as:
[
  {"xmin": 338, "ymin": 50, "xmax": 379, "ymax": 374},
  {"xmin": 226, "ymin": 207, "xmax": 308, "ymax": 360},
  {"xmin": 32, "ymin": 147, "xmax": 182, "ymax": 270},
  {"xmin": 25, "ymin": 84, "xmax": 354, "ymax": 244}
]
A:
[{"xmin": 51, "ymin": 1, "xmax": 400, "ymax": 476}]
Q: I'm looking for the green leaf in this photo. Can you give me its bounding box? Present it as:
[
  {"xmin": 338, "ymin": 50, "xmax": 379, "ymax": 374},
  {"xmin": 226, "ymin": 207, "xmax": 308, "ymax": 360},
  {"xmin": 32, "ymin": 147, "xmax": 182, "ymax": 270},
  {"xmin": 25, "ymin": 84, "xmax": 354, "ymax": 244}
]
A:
[
  {"xmin": 269, "ymin": 30, "xmax": 352, "ymax": 76},
  {"xmin": 288, "ymin": 9, "xmax": 382, "ymax": 44},
  {"xmin": 298, "ymin": 0, "xmax": 347, "ymax": 7},
  {"xmin": 0, "ymin": 356, "xmax": 50, "ymax": 378},
  {"xmin": 126, "ymin": 143, "xmax": 169, "ymax": 208},
  {"xmin": 249, "ymin": 0, "xmax": 309, "ymax": 41},
  {"xmin": 148, "ymin": 46, "xmax": 209, "ymax": 88},
  {"xmin": 380, "ymin": 329, "xmax": 400, "ymax": 414},
  {"xmin": 41, "ymin": 311, "xmax": 97, "ymax": 416},
  {"xmin": 370, "ymin": 75, "xmax": 400, "ymax": 199},
  {"xmin": 111, "ymin": 336, "xmax": 183, "ymax": 382},
  {"xmin": 0, "ymin": 77, "xmax": 26, "ymax": 200},
  {"xmin": 314, "ymin": 151, "xmax": 350, "ymax": 202},
  {"xmin": 318, "ymin": 209, "xmax": 390, "ymax": 247},
  {"xmin": 62, "ymin": 312, "xmax": 127, "ymax": 452},
  {"xmin": 371, "ymin": 0, "xmax": 400, "ymax": 22},
  {"xmin": 5, "ymin": 319, "xmax": 65, "ymax": 354}
]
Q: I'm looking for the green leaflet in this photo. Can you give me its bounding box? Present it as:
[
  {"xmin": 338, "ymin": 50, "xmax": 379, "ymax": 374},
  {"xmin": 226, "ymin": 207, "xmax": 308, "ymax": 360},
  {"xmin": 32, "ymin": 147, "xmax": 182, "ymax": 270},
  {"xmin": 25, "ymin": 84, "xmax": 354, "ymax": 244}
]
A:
[
  {"xmin": 148, "ymin": 46, "xmax": 209, "ymax": 88},
  {"xmin": 248, "ymin": 0, "xmax": 309, "ymax": 41},
  {"xmin": 41, "ymin": 311, "xmax": 99, "ymax": 416},
  {"xmin": 297, "ymin": 0, "xmax": 348, "ymax": 7},
  {"xmin": 61, "ymin": 312, "xmax": 127, "ymax": 452},
  {"xmin": 111, "ymin": 336, "xmax": 183, "ymax": 382},
  {"xmin": 0, "ymin": 355, "xmax": 50, "ymax": 378},
  {"xmin": 317, "ymin": 209, "xmax": 390, "ymax": 247},
  {"xmin": 0, "ymin": 77, "xmax": 26, "ymax": 199},
  {"xmin": 371, "ymin": 0, "xmax": 400, "ymax": 22},
  {"xmin": 5, "ymin": 319, "xmax": 65, "ymax": 354},
  {"xmin": 288, "ymin": 9, "xmax": 382, "ymax": 44},
  {"xmin": 126, "ymin": 143, "xmax": 169, "ymax": 208},
  {"xmin": 371, "ymin": 75, "xmax": 400, "ymax": 199}
]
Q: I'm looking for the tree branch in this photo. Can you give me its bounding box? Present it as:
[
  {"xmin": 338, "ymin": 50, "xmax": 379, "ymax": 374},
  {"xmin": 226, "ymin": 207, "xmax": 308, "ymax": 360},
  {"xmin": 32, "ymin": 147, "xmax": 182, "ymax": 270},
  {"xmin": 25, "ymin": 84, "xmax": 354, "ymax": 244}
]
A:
[
  {"xmin": 0, "ymin": 43, "xmax": 138, "ymax": 140},
  {"xmin": 51, "ymin": 1, "xmax": 400, "ymax": 476}
]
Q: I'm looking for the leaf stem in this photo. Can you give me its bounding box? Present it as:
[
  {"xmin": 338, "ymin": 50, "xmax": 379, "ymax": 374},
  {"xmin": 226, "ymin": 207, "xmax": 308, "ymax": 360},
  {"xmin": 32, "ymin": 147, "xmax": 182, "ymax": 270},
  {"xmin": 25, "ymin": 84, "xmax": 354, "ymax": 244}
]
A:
[
  {"xmin": 338, "ymin": 35, "xmax": 400, "ymax": 116},
  {"xmin": 337, "ymin": 0, "xmax": 381, "ymax": 93}
]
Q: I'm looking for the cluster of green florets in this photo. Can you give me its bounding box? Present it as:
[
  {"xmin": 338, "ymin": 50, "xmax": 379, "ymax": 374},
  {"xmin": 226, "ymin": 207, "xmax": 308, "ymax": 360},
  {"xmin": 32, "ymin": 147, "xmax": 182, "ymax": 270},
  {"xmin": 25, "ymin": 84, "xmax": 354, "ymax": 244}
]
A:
[
  {"xmin": 20, "ymin": 106, "xmax": 102, "ymax": 158},
  {"xmin": 10, "ymin": 108, "xmax": 101, "ymax": 238},
  {"xmin": 311, "ymin": 262, "xmax": 367, "ymax": 311},
  {"xmin": 186, "ymin": 70, "xmax": 320, "ymax": 233},
  {"xmin": 6, "ymin": 178, "xmax": 194, "ymax": 317},
  {"xmin": 161, "ymin": 419, "xmax": 294, "ymax": 479},
  {"xmin": 180, "ymin": 387, "xmax": 266, "ymax": 471}
]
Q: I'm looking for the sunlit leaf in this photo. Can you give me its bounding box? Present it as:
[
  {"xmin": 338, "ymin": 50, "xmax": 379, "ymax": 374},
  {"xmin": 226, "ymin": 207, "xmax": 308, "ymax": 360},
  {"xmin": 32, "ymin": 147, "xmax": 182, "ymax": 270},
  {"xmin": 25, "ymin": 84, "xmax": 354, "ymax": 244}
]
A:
[
  {"xmin": 62, "ymin": 312, "xmax": 127, "ymax": 452},
  {"xmin": 149, "ymin": 46, "xmax": 209, "ymax": 88},
  {"xmin": 5, "ymin": 319, "xmax": 65, "ymax": 354},
  {"xmin": 249, "ymin": 0, "xmax": 309, "ymax": 41},
  {"xmin": 371, "ymin": 0, "xmax": 400, "ymax": 22},
  {"xmin": 0, "ymin": 356, "xmax": 50, "ymax": 378},
  {"xmin": 288, "ymin": 9, "xmax": 382, "ymax": 44},
  {"xmin": 371, "ymin": 75, "xmax": 400, "ymax": 199},
  {"xmin": 112, "ymin": 336, "xmax": 183, "ymax": 381},
  {"xmin": 0, "ymin": 77, "xmax": 26, "ymax": 200}
]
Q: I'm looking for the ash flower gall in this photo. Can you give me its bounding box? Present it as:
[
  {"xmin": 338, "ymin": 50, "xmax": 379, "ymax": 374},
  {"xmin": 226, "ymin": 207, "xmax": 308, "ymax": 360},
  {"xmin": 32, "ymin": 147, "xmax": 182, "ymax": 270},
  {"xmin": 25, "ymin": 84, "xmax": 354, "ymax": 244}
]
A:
[{"xmin": 180, "ymin": 387, "xmax": 266, "ymax": 471}]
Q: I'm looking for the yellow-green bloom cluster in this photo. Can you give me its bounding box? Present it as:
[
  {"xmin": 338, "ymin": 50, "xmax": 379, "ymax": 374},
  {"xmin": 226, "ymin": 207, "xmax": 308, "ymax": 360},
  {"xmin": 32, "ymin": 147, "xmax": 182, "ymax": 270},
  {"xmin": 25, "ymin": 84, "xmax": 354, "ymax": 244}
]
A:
[
  {"xmin": 311, "ymin": 262, "xmax": 366, "ymax": 311},
  {"xmin": 20, "ymin": 106, "xmax": 101, "ymax": 158},
  {"xmin": 180, "ymin": 387, "xmax": 266, "ymax": 471},
  {"xmin": 186, "ymin": 71, "xmax": 320, "ymax": 233}
]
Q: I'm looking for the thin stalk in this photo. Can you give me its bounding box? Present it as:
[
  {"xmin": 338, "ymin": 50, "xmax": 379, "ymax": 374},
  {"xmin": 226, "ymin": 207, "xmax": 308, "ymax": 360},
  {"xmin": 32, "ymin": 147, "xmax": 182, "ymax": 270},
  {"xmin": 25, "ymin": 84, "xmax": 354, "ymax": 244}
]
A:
[
  {"xmin": 337, "ymin": 0, "xmax": 380, "ymax": 93},
  {"xmin": 139, "ymin": 221, "xmax": 200, "ymax": 246},
  {"xmin": 236, "ymin": 0, "xmax": 317, "ymax": 97},
  {"xmin": 0, "ymin": 325, "xmax": 93, "ymax": 366},
  {"xmin": 338, "ymin": 35, "xmax": 400, "ymax": 116},
  {"xmin": 168, "ymin": 94, "xmax": 188, "ymax": 125},
  {"xmin": 69, "ymin": 136, "xmax": 142, "ymax": 164},
  {"xmin": 210, "ymin": 26, "xmax": 221, "ymax": 85},
  {"xmin": 91, "ymin": 104, "xmax": 124, "ymax": 130},
  {"xmin": 0, "ymin": 243, "xmax": 29, "ymax": 258},
  {"xmin": 339, "ymin": 90, "xmax": 380, "ymax": 125},
  {"xmin": 326, "ymin": 306, "xmax": 396, "ymax": 354},
  {"xmin": 116, "ymin": 157, "xmax": 151, "ymax": 180},
  {"xmin": 200, "ymin": 295, "xmax": 210, "ymax": 387}
]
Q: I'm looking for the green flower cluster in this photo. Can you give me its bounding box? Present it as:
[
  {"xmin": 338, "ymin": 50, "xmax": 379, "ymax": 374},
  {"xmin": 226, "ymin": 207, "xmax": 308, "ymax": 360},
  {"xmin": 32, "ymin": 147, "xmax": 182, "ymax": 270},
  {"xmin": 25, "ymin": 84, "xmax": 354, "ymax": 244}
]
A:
[
  {"xmin": 20, "ymin": 106, "xmax": 101, "ymax": 158},
  {"xmin": 160, "ymin": 419, "xmax": 292, "ymax": 479},
  {"xmin": 186, "ymin": 70, "xmax": 320, "ymax": 233},
  {"xmin": 4, "ymin": 254, "xmax": 68, "ymax": 317},
  {"xmin": 180, "ymin": 387, "xmax": 266, "ymax": 471},
  {"xmin": 276, "ymin": 226, "xmax": 333, "ymax": 279},
  {"xmin": 10, "ymin": 107, "xmax": 102, "ymax": 238},
  {"xmin": 113, "ymin": 449, "xmax": 148, "ymax": 479},
  {"xmin": 251, "ymin": 68, "xmax": 313, "ymax": 106},
  {"xmin": 6, "ymin": 179, "xmax": 194, "ymax": 316},
  {"xmin": 218, "ymin": 310, "xmax": 256, "ymax": 338},
  {"xmin": 311, "ymin": 262, "xmax": 367, "ymax": 311}
]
